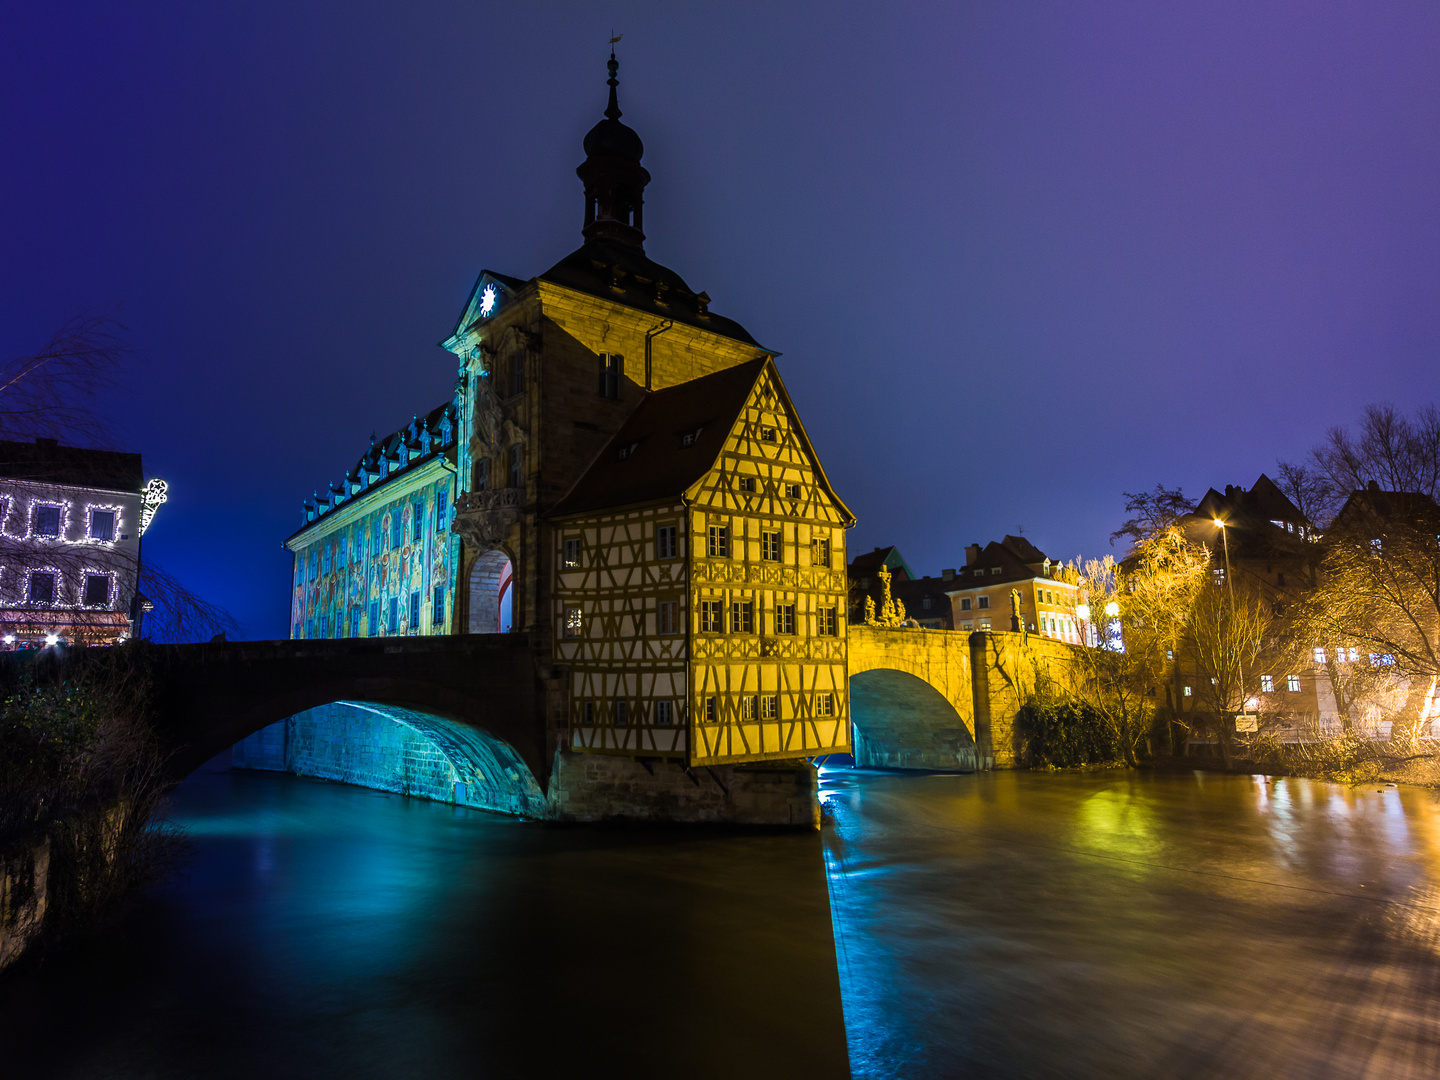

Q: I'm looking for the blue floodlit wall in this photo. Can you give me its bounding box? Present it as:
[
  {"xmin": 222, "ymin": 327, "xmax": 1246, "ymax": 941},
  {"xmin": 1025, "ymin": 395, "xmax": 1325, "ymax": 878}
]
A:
[
  {"xmin": 289, "ymin": 468, "xmax": 460, "ymax": 640},
  {"xmin": 232, "ymin": 703, "xmax": 546, "ymax": 817}
]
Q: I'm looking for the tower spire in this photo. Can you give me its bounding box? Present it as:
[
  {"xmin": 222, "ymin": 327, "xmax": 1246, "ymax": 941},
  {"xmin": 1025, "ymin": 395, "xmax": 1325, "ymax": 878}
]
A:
[
  {"xmin": 606, "ymin": 48, "xmax": 621, "ymax": 121},
  {"xmin": 577, "ymin": 46, "xmax": 650, "ymax": 249}
]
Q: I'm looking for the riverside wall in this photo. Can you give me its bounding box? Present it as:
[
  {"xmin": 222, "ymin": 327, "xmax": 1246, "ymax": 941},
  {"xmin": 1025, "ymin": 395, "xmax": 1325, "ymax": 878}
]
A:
[{"xmin": 0, "ymin": 837, "xmax": 50, "ymax": 972}]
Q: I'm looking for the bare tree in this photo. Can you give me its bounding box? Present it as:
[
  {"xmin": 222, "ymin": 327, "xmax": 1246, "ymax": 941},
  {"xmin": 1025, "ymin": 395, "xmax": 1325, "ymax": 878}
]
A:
[
  {"xmin": 0, "ymin": 312, "xmax": 127, "ymax": 448},
  {"xmin": 1110, "ymin": 485, "xmax": 1192, "ymax": 550},
  {"xmin": 1183, "ymin": 584, "xmax": 1271, "ymax": 768}
]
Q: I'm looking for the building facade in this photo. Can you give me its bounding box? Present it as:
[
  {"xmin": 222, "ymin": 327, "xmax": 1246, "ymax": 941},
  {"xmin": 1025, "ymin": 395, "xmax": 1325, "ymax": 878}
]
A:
[
  {"xmin": 944, "ymin": 535, "xmax": 1080, "ymax": 642},
  {"xmin": 279, "ymin": 53, "xmax": 854, "ymax": 774},
  {"xmin": 0, "ymin": 437, "xmax": 156, "ymax": 647}
]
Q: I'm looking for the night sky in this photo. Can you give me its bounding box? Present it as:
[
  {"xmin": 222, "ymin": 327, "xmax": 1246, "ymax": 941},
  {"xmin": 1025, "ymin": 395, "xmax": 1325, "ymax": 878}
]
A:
[{"xmin": 5, "ymin": 3, "xmax": 1439, "ymax": 638}]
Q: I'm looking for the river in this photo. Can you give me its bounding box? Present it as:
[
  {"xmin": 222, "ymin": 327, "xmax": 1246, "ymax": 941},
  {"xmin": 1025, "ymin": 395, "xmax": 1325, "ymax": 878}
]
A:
[{"xmin": 4, "ymin": 762, "xmax": 1440, "ymax": 1078}]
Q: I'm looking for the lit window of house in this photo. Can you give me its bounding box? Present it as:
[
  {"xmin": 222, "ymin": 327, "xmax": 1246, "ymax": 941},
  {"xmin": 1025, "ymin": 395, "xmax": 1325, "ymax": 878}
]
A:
[
  {"xmin": 1261, "ymin": 674, "xmax": 1274, "ymax": 693},
  {"xmin": 563, "ymin": 537, "xmax": 581, "ymax": 569},
  {"xmin": 564, "ymin": 607, "xmax": 583, "ymax": 638},
  {"xmin": 1313, "ymin": 647, "xmax": 1327, "ymax": 664},
  {"xmin": 1287, "ymin": 675, "xmax": 1301, "ymax": 692},
  {"xmin": 1183, "ymin": 686, "xmax": 1193, "ymax": 697},
  {"xmin": 979, "ymin": 617, "xmax": 991, "ymax": 630}
]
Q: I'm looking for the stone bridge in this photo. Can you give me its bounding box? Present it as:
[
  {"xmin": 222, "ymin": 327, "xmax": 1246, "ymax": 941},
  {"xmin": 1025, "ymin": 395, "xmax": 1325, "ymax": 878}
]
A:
[
  {"xmin": 847, "ymin": 626, "xmax": 1079, "ymax": 771},
  {"xmin": 146, "ymin": 634, "xmax": 555, "ymax": 815}
]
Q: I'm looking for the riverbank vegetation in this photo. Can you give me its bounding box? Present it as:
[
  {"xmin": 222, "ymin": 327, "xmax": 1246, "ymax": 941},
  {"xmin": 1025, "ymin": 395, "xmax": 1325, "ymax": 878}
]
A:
[
  {"xmin": 0, "ymin": 646, "xmax": 188, "ymax": 960},
  {"xmin": 1026, "ymin": 402, "xmax": 1440, "ymax": 787}
]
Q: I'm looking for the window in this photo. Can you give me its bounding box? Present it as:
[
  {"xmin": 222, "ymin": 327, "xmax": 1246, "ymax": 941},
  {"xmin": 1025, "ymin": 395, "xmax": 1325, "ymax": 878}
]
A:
[
  {"xmin": 432, "ymin": 586, "xmax": 445, "ymax": 625},
  {"xmin": 812, "ymin": 538, "xmax": 830, "ymax": 567},
  {"xmin": 732, "ymin": 600, "xmax": 753, "ymax": 634},
  {"xmin": 1261, "ymin": 674, "xmax": 1274, "ymax": 693},
  {"xmin": 657, "ymin": 525, "xmax": 677, "ymax": 560},
  {"xmin": 1313, "ymin": 647, "xmax": 1327, "ymax": 664},
  {"xmin": 786, "ymin": 483, "xmax": 801, "ymax": 499},
  {"xmin": 1345, "ymin": 647, "xmax": 1359, "ymax": 662},
  {"xmin": 436, "ymin": 490, "xmax": 447, "ymax": 527},
  {"xmin": 818, "ymin": 606, "xmax": 838, "ymax": 636},
  {"xmin": 1183, "ymin": 685, "xmax": 1192, "ymax": 697},
  {"xmin": 760, "ymin": 426, "xmax": 777, "ymax": 442},
  {"xmin": 816, "ymin": 693, "xmax": 834, "ymax": 717},
  {"xmin": 681, "ymin": 429, "xmax": 699, "ymax": 448},
  {"xmin": 583, "ymin": 701, "xmax": 595, "ymax": 726},
  {"xmin": 705, "ymin": 696, "xmax": 717, "ymax": 723},
  {"xmin": 509, "ymin": 444, "xmax": 522, "ymax": 488},
  {"xmin": 922, "ymin": 597, "xmax": 932, "ymax": 610},
  {"xmin": 978, "ymin": 596, "xmax": 990, "ymax": 609},
  {"xmin": 322, "ymin": 547, "xmax": 330, "ymax": 574},
  {"xmin": 616, "ymin": 441, "xmax": 640, "ymax": 461},
  {"xmin": 658, "ymin": 600, "xmax": 679, "ymax": 635},
  {"xmin": 371, "ymin": 528, "xmax": 381, "ymax": 557},
  {"xmin": 350, "ymin": 607, "xmax": 362, "ymax": 637},
  {"xmin": 762, "ymin": 531, "xmax": 782, "ymax": 562},
  {"xmin": 1277, "ymin": 572, "xmax": 1286, "ymax": 586},
  {"xmin": 564, "ymin": 607, "xmax": 583, "ymax": 638},
  {"xmin": 369, "ymin": 600, "xmax": 380, "ymax": 635},
  {"xmin": 1371, "ymin": 653, "xmax": 1396, "ymax": 667},
  {"xmin": 391, "ymin": 513, "xmax": 402, "ymax": 548},
  {"xmin": 408, "ymin": 591, "xmax": 420, "ymax": 630},
  {"xmin": 1287, "ymin": 675, "xmax": 1301, "ymax": 693},
  {"xmin": 1212, "ymin": 566, "xmax": 1226, "ymax": 585},
  {"xmin": 960, "ymin": 598, "xmax": 972, "ymax": 611},
  {"xmin": 33, "ymin": 505, "xmax": 60, "ymax": 538},
  {"xmin": 474, "ymin": 458, "xmax": 489, "ymax": 492},
  {"xmin": 598, "ymin": 353, "xmax": 623, "ymax": 398},
  {"xmin": 1370, "ymin": 538, "xmax": 1383, "ymax": 556},
  {"xmin": 83, "ymin": 573, "xmax": 110, "ymax": 606},
  {"xmin": 741, "ymin": 695, "xmax": 757, "ymax": 721},
  {"xmin": 707, "ymin": 524, "xmax": 729, "ymax": 558},
  {"xmin": 700, "ymin": 600, "xmax": 723, "ymax": 633},
  {"xmin": 563, "ymin": 537, "xmax": 582, "ymax": 569},
  {"xmin": 656, "ymin": 700, "xmax": 673, "ymax": 727},
  {"xmin": 509, "ymin": 353, "xmax": 524, "ymax": 396},
  {"xmin": 88, "ymin": 509, "xmax": 116, "ymax": 542},
  {"xmin": 337, "ymin": 537, "xmax": 347, "ymax": 569},
  {"xmin": 27, "ymin": 572, "xmax": 54, "ymax": 605},
  {"xmin": 387, "ymin": 597, "xmax": 399, "ymax": 634},
  {"xmin": 990, "ymin": 567, "xmax": 1003, "ymax": 577},
  {"xmin": 776, "ymin": 604, "xmax": 796, "ymax": 635},
  {"xmin": 615, "ymin": 700, "xmax": 627, "ymax": 727},
  {"xmin": 739, "ymin": 477, "xmax": 756, "ymax": 493},
  {"xmin": 979, "ymin": 617, "xmax": 991, "ymax": 630},
  {"xmin": 412, "ymin": 501, "xmax": 424, "ymax": 542},
  {"xmin": 761, "ymin": 695, "xmax": 778, "ymax": 720},
  {"xmin": 960, "ymin": 620, "xmax": 973, "ymax": 631}
]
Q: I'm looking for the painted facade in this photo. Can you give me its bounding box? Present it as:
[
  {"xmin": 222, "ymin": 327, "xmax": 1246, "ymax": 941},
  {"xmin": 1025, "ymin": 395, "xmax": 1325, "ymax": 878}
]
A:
[{"xmin": 284, "ymin": 409, "xmax": 461, "ymax": 641}]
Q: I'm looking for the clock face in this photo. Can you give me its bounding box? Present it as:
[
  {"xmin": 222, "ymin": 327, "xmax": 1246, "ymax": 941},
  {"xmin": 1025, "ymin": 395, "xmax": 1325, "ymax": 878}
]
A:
[{"xmin": 478, "ymin": 283, "xmax": 498, "ymax": 318}]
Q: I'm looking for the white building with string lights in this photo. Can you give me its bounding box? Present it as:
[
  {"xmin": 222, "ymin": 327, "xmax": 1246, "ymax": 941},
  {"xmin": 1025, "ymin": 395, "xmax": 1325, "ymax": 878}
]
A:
[{"xmin": 0, "ymin": 437, "xmax": 165, "ymax": 648}]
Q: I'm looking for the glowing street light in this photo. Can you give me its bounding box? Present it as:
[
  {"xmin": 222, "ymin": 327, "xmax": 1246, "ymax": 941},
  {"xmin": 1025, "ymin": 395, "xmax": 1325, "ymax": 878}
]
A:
[
  {"xmin": 1075, "ymin": 603, "xmax": 1091, "ymax": 621},
  {"xmin": 1104, "ymin": 601, "xmax": 1120, "ymax": 617},
  {"xmin": 44, "ymin": 633, "xmax": 59, "ymax": 646}
]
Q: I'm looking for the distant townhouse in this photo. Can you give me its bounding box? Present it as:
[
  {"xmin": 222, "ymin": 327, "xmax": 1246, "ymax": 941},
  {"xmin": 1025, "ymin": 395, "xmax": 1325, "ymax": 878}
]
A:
[
  {"xmin": 0, "ymin": 437, "xmax": 157, "ymax": 648},
  {"xmin": 944, "ymin": 535, "xmax": 1080, "ymax": 641}
]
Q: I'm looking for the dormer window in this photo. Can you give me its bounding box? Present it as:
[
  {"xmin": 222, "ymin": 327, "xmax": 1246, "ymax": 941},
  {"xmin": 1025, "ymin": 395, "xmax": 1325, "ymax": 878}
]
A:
[
  {"xmin": 681, "ymin": 427, "xmax": 702, "ymax": 448},
  {"xmin": 616, "ymin": 441, "xmax": 640, "ymax": 461}
]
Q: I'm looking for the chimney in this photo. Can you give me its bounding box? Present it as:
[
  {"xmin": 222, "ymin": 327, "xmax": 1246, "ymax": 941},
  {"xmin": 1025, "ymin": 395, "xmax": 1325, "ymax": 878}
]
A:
[
  {"xmin": 1367, "ymin": 479, "xmax": 1381, "ymax": 493},
  {"xmin": 965, "ymin": 544, "xmax": 981, "ymax": 566},
  {"xmin": 941, "ymin": 568, "xmax": 955, "ymax": 581}
]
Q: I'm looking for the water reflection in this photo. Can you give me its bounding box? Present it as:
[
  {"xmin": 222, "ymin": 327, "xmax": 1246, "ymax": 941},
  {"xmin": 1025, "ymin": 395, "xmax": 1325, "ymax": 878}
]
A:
[{"xmin": 822, "ymin": 768, "xmax": 1440, "ymax": 1079}]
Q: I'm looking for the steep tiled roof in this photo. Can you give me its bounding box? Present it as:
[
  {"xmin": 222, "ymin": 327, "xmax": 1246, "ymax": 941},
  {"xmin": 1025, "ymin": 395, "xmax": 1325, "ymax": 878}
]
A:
[
  {"xmin": 0, "ymin": 438, "xmax": 143, "ymax": 492},
  {"xmin": 548, "ymin": 359, "xmax": 767, "ymax": 518}
]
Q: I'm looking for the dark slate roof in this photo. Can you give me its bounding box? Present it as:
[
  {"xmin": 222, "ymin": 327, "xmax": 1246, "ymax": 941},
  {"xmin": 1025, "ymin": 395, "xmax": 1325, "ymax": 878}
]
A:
[
  {"xmin": 847, "ymin": 546, "xmax": 915, "ymax": 582},
  {"xmin": 1332, "ymin": 485, "xmax": 1440, "ymax": 529},
  {"xmin": 548, "ymin": 359, "xmax": 767, "ymax": 518},
  {"xmin": 948, "ymin": 537, "xmax": 1055, "ymax": 589},
  {"xmin": 0, "ymin": 438, "xmax": 143, "ymax": 492},
  {"xmin": 285, "ymin": 399, "xmax": 457, "ymax": 544},
  {"xmin": 540, "ymin": 239, "xmax": 759, "ymax": 346}
]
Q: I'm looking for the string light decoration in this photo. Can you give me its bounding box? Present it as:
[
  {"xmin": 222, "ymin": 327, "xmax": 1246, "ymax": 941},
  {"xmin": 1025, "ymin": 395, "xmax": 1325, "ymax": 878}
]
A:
[{"xmin": 139, "ymin": 479, "xmax": 169, "ymax": 536}]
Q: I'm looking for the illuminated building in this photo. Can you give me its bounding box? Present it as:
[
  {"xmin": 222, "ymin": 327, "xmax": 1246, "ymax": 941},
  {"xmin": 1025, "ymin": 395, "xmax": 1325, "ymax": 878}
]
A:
[
  {"xmin": 0, "ymin": 437, "xmax": 152, "ymax": 647},
  {"xmin": 944, "ymin": 536, "xmax": 1080, "ymax": 640},
  {"xmin": 281, "ymin": 51, "xmax": 854, "ymax": 770}
]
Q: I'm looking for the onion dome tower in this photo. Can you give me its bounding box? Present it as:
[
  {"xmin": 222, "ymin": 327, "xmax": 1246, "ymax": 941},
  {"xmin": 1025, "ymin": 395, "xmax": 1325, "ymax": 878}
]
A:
[{"xmin": 576, "ymin": 49, "xmax": 651, "ymax": 250}]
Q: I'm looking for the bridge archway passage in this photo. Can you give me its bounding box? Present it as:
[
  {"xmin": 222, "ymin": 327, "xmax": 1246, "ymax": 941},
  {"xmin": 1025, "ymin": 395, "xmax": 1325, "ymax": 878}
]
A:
[
  {"xmin": 469, "ymin": 549, "xmax": 513, "ymax": 633},
  {"xmin": 849, "ymin": 669, "xmax": 977, "ymax": 771},
  {"xmin": 236, "ymin": 702, "xmax": 545, "ymax": 816}
]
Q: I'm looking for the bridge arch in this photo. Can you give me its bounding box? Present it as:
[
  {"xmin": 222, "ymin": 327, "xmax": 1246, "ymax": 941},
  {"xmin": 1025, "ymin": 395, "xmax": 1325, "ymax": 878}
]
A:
[
  {"xmin": 234, "ymin": 700, "xmax": 545, "ymax": 817},
  {"xmin": 468, "ymin": 548, "xmax": 514, "ymax": 633},
  {"xmin": 846, "ymin": 626, "xmax": 979, "ymax": 772}
]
